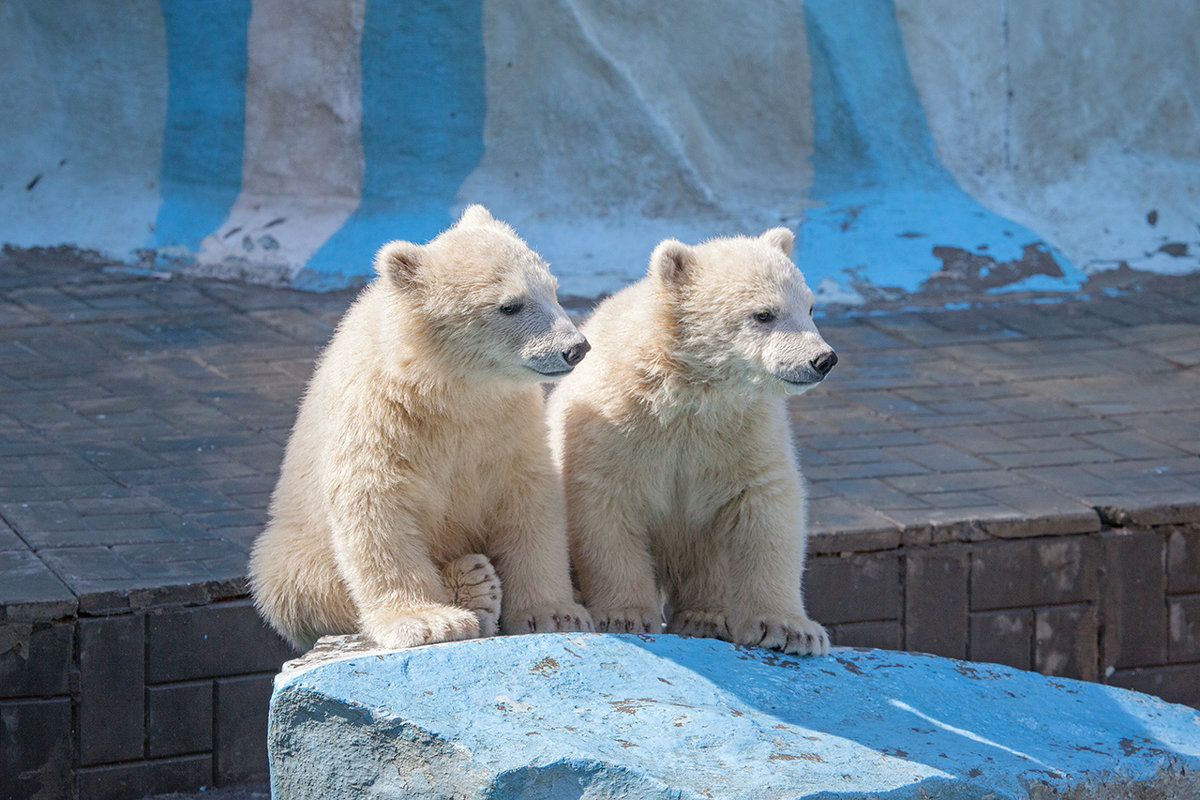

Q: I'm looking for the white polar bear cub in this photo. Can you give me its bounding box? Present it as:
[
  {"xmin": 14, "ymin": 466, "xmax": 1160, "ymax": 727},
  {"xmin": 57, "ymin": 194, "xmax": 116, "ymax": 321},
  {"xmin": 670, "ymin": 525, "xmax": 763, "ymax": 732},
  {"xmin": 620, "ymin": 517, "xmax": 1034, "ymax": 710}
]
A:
[
  {"xmin": 250, "ymin": 205, "xmax": 593, "ymax": 651},
  {"xmin": 548, "ymin": 229, "xmax": 836, "ymax": 656}
]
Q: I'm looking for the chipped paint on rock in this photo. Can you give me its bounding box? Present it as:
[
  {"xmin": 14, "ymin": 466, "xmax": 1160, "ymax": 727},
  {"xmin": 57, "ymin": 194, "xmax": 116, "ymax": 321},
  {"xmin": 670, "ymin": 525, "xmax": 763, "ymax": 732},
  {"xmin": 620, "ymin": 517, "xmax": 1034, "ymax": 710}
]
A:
[{"xmin": 269, "ymin": 634, "xmax": 1200, "ymax": 799}]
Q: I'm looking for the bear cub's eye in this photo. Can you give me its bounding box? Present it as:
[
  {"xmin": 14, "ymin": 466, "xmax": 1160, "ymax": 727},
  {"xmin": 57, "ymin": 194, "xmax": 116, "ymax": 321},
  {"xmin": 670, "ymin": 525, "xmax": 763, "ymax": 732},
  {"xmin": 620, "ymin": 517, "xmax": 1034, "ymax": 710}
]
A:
[
  {"xmin": 754, "ymin": 310, "xmax": 777, "ymax": 324},
  {"xmin": 498, "ymin": 301, "xmax": 524, "ymax": 316}
]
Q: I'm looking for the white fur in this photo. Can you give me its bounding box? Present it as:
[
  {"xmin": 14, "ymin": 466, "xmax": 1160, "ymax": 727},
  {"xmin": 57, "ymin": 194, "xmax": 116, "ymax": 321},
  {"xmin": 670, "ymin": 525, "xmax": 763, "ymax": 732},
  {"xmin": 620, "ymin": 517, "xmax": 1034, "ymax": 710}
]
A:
[
  {"xmin": 250, "ymin": 206, "xmax": 592, "ymax": 651},
  {"xmin": 548, "ymin": 229, "xmax": 834, "ymax": 656}
]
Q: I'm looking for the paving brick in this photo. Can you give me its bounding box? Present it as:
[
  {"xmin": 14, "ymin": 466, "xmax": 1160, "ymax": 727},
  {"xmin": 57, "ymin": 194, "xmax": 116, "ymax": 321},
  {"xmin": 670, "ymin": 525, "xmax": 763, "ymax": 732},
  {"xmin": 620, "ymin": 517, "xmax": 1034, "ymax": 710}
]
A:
[
  {"xmin": 925, "ymin": 425, "xmax": 1027, "ymax": 455},
  {"xmin": 1095, "ymin": 496, "xmax": 1200, "ymax": 528},
  {"xmin": 905, "ymin": 548, "xmax": 969, "ymax": 659},
  {"xmin": 150, "ymin": 483, "xmax": 239, "ymax": 513},
  {"xmin": 214, "ymin": 673, "xmax": 274, "ymax": 785},
  {"xmin": 829, "ymin": 620, "xmax": 902, "ymax": 650},
  {"xmin": 884, "ymin": 444, "xmax": 996, "ymax": 473},
  {"xmin": 1109, "ymin": 663, "xmax": 1200, "ymax": 710},
  {"xmin": 977, "ymin": 485, "xmax": 1100, "ymax": 535},
  {"xmin": 1168, "ymin": 595, "xmax": 1200, "ymax": 664},
  {"xmin": 806, "ymin": 495, "xmax": 902, "ymax": 540},
  {"xmin": 801, "ymin": 430, "xmax": 935, "ymax": 452},
  {"xmin": 76, "ymin": 442, "xmax": 167, "ymax": 473},
  {"xmin": 148, "ymin": 754, "xmax": 215, "ymax": 795},
  {"xmin": 38, "ymin": 539, "xmax": 247, "ymax": 613},
  {"xmin": 148, "ymin": 681, "xmax": 214, "ymax": 757},
  {"xmin": 1035, "ymin": 604, "xmax": 1098, "ymax": 681},
  {"xmin": 1081, "ymin": 430, "xmax": 1193, "ymax": 460},
  {"xmin": 0, "ymin": 698, "xmax": 72, "ymax": 800},
  {"xmin": 79, "ymin": 615, "xmax": 144, "ymax": 765},
  {"xmin": 0, "ymin": 549, "xmax": 77, "ymax": 622},
  {"xmin": 823, "ymin": 478, "xmax": 930, "ymax": 510},
  {"xmin": 1168, "ymin": 527, "xmax": 1200, "ymax": 594},
  {"xmin": 971, "ymin": 536, "xmax": 1100, "ymax": 611},
  {"xmin": 0, "ymin": 520, "xmax": 24, "ymax": 550},
  {"xmin": 805, "ymin": 457, "xmax": 932, "ymax": 482},
  {"xmin": 913, "ymin": 490, "xmax": 997, "ymax": 509},
  {"xmin": 805, "ymin": 552, "xmax": 901, "ymax": 624},
  {"xmin": 76, "ymin": 762, "xmax": 148, "ymax": 800},
  {"xmin": 148, "ymin": 600, "xmax": 295, "ymax": 683},
  {"xmin": 884, "ymin": 469, "xmax": 1016, "ymax": 494},
  {"xmin": 969, "ymin": 609, "xmax": 1032, "ymax": 671},
  {"xmin": 1102, "ymin": 529, "xmax": 1167, "ymax": 670},
  {"xmin": 983, "ymin": 447, "xmax": 1118, "ymax": 469},
  {"xmin": 884, "ymin": 505, "xmax": 1017, "ymax": 540},
  {"xmin": 0, "ymin": 621, "xmax": 72, "ymax": 698}
]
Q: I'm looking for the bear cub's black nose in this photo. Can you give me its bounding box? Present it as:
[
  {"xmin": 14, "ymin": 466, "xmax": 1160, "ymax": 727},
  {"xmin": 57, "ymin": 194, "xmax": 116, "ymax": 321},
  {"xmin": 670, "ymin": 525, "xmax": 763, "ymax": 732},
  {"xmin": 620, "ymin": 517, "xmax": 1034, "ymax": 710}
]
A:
[
  {"xmin": 563, "ymin": 339, "xmax": 591, "ymax": 368},
  {"xmin": 810, "ymin": 350, "xmax": 838, "ymax": 377}
]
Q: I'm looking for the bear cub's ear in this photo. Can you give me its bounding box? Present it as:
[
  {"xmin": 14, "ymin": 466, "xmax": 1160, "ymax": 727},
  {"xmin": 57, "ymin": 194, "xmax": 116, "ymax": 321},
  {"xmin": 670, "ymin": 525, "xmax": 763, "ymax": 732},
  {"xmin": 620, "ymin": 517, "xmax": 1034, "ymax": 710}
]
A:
[
  {"xmin": 760, "ymin": 227, "xmax": 795, "ymax": 257},
  {"xmin": 458, "ymin": 204, "xmax": 496, "ymax": 227},
  {"xmin": 651, "ymin": 238, "xmax": 695, "ymax": 287},
  {"xmin": 375, "ymin": 240, "xmax": 424, "ymax": 289}
]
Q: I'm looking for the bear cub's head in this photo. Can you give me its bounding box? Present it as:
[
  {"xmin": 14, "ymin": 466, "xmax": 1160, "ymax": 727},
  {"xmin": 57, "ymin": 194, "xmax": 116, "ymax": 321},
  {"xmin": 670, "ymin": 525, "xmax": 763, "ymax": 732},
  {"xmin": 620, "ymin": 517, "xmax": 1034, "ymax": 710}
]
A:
[
  {"xmin": 375, "ymin": 205, "xmax": 589, "ymax": 381},
  {"xmin": 651, "ymin": 227, "xmax": 837, "ymax": 395}
]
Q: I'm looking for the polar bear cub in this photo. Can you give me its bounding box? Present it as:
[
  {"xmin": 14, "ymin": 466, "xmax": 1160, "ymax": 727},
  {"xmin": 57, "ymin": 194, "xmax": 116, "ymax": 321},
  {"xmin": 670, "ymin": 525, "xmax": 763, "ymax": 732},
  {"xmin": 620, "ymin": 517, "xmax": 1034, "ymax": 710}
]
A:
[
  {"xmin": 250, "ymin": 205, "xmax": 593, "ymax": 651},
  {"xmin": 548, "ymin": 229, "xmax": 835, "ymax": 656}
]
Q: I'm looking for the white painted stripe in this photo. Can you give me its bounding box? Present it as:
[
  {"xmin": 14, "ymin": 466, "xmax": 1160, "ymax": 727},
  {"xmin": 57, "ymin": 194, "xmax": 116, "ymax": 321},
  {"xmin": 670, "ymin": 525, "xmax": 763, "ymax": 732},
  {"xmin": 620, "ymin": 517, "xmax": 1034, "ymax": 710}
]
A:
[{"xmin": 195, "ymin": 0, "xmax": 366, "ymax": 279}]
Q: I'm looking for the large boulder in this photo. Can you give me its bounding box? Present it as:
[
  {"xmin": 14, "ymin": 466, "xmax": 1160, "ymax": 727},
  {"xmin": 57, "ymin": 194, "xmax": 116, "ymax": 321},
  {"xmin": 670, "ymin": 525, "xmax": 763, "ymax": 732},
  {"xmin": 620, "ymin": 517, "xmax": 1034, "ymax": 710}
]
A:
[{"xmin": 269, "ymin": 633, "xmax": 1200, "ymax": 799}]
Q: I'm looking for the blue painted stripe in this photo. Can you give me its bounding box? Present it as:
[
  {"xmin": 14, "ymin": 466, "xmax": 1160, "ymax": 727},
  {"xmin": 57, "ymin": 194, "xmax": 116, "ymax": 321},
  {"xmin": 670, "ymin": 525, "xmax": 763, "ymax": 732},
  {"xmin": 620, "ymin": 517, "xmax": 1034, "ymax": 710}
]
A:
[
  {"xmin": 153, "ymin": 0, "xmax": 250, "ymax": 253},
  {"xmin": 303, "ymin": 0, "xmax": 486, "ymax": 287},
  {"xmin": 800, "ymin": 0, "xmax": 1082, "ymax": 295},
  {"xmin": 806, "ymin": 0, "xmax": 943, "ymax": 193}
]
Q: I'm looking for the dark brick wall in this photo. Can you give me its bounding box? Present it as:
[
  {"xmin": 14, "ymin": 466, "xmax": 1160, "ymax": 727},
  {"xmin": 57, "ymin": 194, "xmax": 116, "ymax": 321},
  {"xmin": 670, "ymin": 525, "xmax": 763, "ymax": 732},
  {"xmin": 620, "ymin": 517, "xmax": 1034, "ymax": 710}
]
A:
[
  {"xmin": 0, "ymin": 598, "xmax": 295, "ymax": 800},
  {"xmin": 805, "ymin": 522, "xmax": 1200, "ymax": 709},
  {"xmin": 5, "ymin": 524, "xmax": 1198, "ymax": 797}
]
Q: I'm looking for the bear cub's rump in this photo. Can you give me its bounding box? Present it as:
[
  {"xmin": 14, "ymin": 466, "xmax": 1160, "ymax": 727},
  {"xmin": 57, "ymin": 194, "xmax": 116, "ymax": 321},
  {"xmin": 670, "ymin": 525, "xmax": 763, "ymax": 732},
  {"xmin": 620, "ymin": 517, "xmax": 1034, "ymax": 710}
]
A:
[
  {"xmin": 548, "ymin": 228, "xmax": 835, "ymax": 656},
  {"xmin": 250, "ymin": 205, "xmax": 593, "ymax": 651}
]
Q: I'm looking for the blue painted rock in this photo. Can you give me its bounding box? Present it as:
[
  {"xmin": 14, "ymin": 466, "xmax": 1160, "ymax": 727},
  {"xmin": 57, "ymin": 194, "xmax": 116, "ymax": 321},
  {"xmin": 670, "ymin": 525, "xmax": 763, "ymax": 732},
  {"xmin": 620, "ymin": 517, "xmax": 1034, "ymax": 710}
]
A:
[{"xmin": 269, "ymin": 634, "xmax": 1200, "ymax": 799}]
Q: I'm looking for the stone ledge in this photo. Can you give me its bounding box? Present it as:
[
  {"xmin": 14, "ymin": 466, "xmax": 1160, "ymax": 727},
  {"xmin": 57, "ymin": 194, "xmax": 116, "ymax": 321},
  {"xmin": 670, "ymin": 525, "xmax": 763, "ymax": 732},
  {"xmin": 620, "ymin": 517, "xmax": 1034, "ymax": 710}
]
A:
[{"xmin": 270, "ymin": 634, "xmax": 1200, "ymax": 800}]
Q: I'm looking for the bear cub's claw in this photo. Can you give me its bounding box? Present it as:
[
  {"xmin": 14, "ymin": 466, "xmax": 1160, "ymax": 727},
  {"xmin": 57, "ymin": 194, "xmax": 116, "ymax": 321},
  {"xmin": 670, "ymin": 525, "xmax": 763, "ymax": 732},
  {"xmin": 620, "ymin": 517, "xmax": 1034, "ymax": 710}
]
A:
[
  {"xmin": 502, "ymin": 604, "xmax": 595, "ymax": 635},
  {"xmin": 731, "ymin": 615, "xmax": 830, "ymax": 656},
  {"xmin": 667, "ymin": 609, "xmax": 731, "ymax": 640},
  {"xmin": 365, "ymin": 605, "xmax": 482, "ymax": 650},
  {"xmin": 592, "ymin": 607, "xmax": 662, "ymax": 635},
  {"xmin": 441, "ymin": 554, "xmax": 502, "ymax": 637}
]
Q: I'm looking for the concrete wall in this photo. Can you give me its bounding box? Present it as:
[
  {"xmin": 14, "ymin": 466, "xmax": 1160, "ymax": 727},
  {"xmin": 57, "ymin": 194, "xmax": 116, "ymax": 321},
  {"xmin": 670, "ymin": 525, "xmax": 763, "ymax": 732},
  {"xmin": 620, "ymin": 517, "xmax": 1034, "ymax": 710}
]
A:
[{"xmin": 2, "ymin": 0, "xmax": 1197, "ymax": 299}]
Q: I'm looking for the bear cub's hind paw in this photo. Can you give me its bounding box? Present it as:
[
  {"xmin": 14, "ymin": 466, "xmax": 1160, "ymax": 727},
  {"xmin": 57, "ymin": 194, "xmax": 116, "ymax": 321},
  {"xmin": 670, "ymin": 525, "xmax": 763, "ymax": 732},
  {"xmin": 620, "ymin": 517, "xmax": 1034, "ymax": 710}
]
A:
[
  {"xmin": 667, "ymin": 609, "xmax": 731, "ymax": 640},
  {"xmin": 731, "ymin": 614, "xmax": 829, "ymax": 656},
  {"xmin": 365, "ymin": 605, "xmax": 481, "ymax": 650},
  {"xmin": 441, "ymin": 554, "xmax": 502, "ymax": 637},
  {"xmin": 503, "ymin": 603, "xmax": 595, "ymax": 634}
]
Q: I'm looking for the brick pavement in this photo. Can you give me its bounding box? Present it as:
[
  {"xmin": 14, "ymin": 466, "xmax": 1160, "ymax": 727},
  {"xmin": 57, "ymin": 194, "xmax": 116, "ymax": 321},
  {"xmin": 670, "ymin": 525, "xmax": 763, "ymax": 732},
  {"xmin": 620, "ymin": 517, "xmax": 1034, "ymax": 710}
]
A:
[
  {"xmin": 1, "ymin": 247, "xmax": 1198, "ymax": 796},
  {"xmin": 0, "ymin": 249, "xmax": 1197, "ymax": 625}
]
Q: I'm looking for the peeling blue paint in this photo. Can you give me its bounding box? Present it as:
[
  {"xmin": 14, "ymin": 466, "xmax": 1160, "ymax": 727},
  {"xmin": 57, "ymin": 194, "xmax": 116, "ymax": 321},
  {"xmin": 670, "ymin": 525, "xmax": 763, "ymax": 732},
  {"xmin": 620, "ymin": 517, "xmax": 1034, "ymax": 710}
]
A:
[
  {"xmin": 269, "ymin": 635, "xmax": 1200, "ymax": 799},
  {"xmin": 799, "ymin": 0, "xmax": 1084, "ymax": 297},
  {"xmin": 301, "ymin": 0, "xmax": 486, "ymax": 287},
  {"xmin": 153, "ymin": 0, "xmax": 250, "ymax": 253}
]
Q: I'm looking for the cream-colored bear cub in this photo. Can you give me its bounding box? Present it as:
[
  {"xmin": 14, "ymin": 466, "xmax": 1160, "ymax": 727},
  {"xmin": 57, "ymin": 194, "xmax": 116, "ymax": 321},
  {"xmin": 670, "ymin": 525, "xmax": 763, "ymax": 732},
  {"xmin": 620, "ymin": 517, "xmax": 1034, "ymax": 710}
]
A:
[
  {"xmin": 548, "ymin": 229, "xmax": 836, "ymax": 656},
  {"xmin": 250, "ymin": 205, "xmax": 593, "ymax": 651}
]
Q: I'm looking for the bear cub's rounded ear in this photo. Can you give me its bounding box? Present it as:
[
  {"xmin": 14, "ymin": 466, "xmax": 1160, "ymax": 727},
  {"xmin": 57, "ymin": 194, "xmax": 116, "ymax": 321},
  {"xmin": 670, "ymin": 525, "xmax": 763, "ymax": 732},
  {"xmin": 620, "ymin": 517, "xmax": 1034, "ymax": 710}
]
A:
[
  {"xmin": 458, "ymin": 204, "xmax": 496, "ymax": 227},
  {"xmin": 651, "ymin": 238, "xmax": 695, "ymax": 287},
  {"xmin": 375, "ymin": 240, "xmax": 423, "ymax": 289},
  {"xmin": 760, "ymin": 227, "xmax": 795, "ymax": 257}
]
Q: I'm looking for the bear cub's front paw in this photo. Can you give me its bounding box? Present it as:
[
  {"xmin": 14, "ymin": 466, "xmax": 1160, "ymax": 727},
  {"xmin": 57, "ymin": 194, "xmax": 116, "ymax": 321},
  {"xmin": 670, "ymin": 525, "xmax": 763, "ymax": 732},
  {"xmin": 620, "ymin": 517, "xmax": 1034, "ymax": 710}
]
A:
[
  {"xmin": 441, "ymin": 554, "xmax": 502, "ymax": 637},
  {"xmin": 591, "ymin": 607, "xmax": 662, "ymax": 634},
  {"xmin": 667, "ymin": 609, "xmax": 730, "ymax": 640},
  {"xmin": 365, "ymin": 605, "xmax": 481, "ymax": 650},
  {"xmin": 730, "ymin": 614, "xmax": 829, "ymax": 656},
  {"xmin": 502, "ymin": 603, "xmax": 594, "ymax": 634}
]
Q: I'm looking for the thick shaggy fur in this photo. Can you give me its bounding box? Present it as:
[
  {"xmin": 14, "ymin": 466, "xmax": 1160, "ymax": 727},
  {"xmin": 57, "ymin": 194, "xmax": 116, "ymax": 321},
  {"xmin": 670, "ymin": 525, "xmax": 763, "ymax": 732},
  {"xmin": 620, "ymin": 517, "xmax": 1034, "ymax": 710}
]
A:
[
  {"xmin": 250, "ymin": 206, "xmax": 592, "ymax": 651},
  {"xmin": 548, "ymin": 229, "xmax": 835, "ymax": 655}
]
